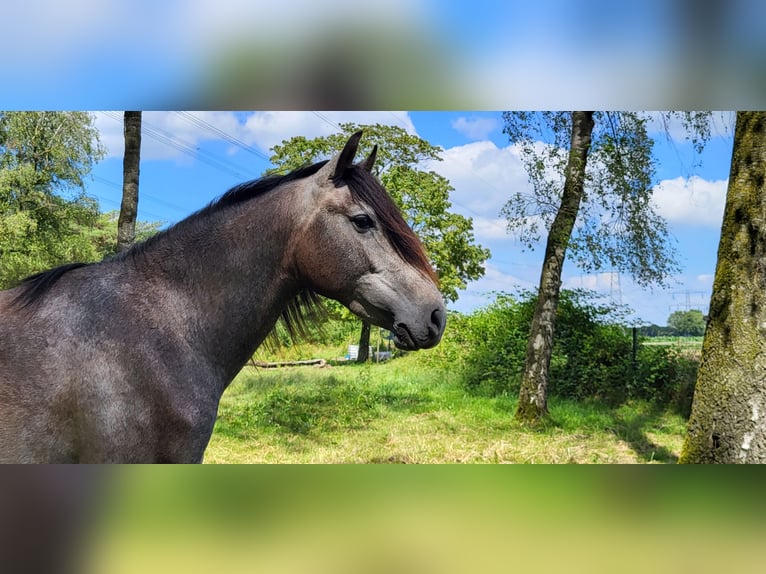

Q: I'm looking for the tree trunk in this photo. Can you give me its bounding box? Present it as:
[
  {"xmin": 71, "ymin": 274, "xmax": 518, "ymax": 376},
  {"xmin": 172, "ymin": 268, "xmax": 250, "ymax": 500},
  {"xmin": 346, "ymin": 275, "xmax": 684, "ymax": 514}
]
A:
[
  {"xmin": 680, "ymin": 112, "xmax": 766, "ymax": 463},
  {"xmin": 516, "ymin": 111, "xmax": 595, "ymax": 424},
  {"xmin": 356, "ymin": 320, "xmax": 372, "ymax": 363},
  {"xmin": 117, "ymin": 111, "xmax": 142, "ymax": 252}
]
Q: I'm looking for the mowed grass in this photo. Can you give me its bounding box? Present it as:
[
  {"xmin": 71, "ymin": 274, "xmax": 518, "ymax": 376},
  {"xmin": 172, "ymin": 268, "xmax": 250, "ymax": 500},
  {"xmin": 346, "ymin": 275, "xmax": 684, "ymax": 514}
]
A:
[
  {"xmin": 642, "ymin": 336, "xmax": 704, "ymax": 349},
  {"xmin": 205, "ymin": 354, "xmax": 687, "ymax": 463}
]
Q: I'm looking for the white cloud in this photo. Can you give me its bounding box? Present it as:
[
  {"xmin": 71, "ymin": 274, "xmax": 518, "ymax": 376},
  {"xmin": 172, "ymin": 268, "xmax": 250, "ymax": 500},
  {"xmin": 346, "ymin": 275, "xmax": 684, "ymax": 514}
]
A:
[
  {"xmin": 241, "ymin": 111, "xmax": 416, "ymax": 153},
  {"xmin": 481, "ymin": 262, "xmax": 534, "ymax": 291},
  {"xmin": 451, "ymin": 116, "xmax": 500, "ymax": 141},
  {"xmin": 471, "ymin": 217, "xmax": 511, "ymax": 240},
  {"xmin": 652, "ymin": 176, "xmax": 728, "ymax": 227},
  {"xmin": 93, "ymin": 113, "xmax": 125, "ymax": 159},
  {"xmin": 95, "ymin": 111, "xmax": 245, "ymax": 161},
  {"xmin": 425, "ymin": 140, "xmax": 531, "ymax": 221}
]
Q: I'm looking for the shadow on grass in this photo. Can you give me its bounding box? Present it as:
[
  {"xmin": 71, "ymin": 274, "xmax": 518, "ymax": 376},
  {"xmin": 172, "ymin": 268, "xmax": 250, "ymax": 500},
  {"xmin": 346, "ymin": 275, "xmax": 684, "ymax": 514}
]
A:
[
  {"xmin": 611, "ymin": 407, "xmax": 679, "ymax": 463},
  {"xmin": 544, "ymin": 399, "xmax": 683, "ymax": 463}
]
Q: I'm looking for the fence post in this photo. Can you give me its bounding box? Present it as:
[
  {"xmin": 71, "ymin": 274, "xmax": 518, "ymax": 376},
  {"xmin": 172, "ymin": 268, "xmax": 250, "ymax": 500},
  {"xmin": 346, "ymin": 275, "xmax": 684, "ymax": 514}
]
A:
[{"xmin": 632, "ymin": 326, "xmax": 638, "ymax": 365}]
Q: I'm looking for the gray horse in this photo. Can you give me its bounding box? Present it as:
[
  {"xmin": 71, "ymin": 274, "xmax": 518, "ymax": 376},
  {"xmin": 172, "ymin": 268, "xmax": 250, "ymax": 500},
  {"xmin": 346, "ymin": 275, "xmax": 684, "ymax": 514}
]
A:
[{"xmin": 0, "ymin": 131, "xmax": 445, "ymax": 462}]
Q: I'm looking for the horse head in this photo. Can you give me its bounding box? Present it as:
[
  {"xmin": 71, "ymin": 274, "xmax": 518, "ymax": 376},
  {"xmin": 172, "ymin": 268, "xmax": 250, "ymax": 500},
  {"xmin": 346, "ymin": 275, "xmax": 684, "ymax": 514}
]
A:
[{"xmin": 292, "ymin": 131, "xmax": 446, "ymax": 350}]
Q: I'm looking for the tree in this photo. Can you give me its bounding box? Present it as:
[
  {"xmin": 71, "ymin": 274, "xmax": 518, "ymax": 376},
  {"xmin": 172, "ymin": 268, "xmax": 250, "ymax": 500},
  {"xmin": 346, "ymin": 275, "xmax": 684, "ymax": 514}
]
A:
[
  {"xmin": 680, "ymin": 112, "xmax": 766, "ymax": 463},
  {"xmin": 0, "ymin": 112, "xmax": 106, "ymax": 288},
  {"xmin": 117, "ymin": 111, "xmax": 142, "ymax": 252},
  {"xmin": 88, "ymin": 211, "xmax": 163, "ymax": 260},
  {"xmin": 667, "ymin": 309, "xmax": 706, "ymax": 336},
  {"xmin": 268, "ymin": 123, "xmax": 490, "ymax": 360},
  {"xmin": 503, "ymin": 111, "xmax": 710, "ymax": 423}
]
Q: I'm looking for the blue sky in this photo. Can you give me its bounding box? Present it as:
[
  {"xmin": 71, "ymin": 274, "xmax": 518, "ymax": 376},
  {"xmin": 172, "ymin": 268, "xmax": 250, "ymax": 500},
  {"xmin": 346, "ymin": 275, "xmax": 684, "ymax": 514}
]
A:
[{"xmin": 87, "ymin": 111, "xmax": 734, "ymax": 326}]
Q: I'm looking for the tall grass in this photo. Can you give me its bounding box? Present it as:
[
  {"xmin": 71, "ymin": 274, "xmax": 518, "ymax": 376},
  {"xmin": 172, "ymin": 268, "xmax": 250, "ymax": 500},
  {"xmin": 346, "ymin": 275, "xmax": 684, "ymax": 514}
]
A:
[{"xmin": 206, "ymin": 354, "xmax": 688, "ymax": 463}]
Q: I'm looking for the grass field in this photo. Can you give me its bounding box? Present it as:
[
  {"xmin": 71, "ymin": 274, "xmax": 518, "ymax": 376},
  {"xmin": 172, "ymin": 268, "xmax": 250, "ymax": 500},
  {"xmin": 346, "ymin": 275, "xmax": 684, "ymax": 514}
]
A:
[
  {"xmin": 205, "ymin": 354, "xmax": 688, "ymax": 464},
  {"xmin": 642, "ymin": 336, "xmax": 704, "ymax": 348}
]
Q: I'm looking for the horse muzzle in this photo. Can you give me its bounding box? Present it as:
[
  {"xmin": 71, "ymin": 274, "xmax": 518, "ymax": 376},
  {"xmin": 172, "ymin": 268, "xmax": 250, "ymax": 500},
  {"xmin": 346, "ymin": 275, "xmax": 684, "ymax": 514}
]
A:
[{"xmin": 392, "ymin": 307, "xmax": 446, "ymax": 351}]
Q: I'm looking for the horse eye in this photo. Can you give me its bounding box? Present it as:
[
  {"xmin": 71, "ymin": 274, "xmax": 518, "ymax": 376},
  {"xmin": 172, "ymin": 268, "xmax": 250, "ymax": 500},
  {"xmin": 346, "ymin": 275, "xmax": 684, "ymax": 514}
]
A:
[{"xmin": 351, "ymin": 214, "xmax": 376, "ymax": 232}]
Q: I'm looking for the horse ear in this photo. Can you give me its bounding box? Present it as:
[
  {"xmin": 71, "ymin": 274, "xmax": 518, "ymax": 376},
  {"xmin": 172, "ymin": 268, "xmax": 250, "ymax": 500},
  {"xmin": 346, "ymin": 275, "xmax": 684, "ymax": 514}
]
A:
[
  {"xmin": 358, "ymin": 144, "xmax": 378, "ymax": 173},
  {"xmin": 316, "ymin": 130, "xmax": 364, "ymax": 185}
]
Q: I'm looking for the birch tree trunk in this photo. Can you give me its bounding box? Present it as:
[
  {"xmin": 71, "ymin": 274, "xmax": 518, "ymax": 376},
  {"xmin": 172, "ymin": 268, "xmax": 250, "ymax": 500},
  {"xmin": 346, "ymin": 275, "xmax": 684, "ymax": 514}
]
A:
[
  {"xmin": 117, "ymin": 111, "xmax": 142, "ymax": 253},
  {"xmin": 680, "ymin": 111, "xmax": 766, "ymax": 463},
  {"xmin": 516, "ymin": 111, "xmax": 595, "ymax": 423}
]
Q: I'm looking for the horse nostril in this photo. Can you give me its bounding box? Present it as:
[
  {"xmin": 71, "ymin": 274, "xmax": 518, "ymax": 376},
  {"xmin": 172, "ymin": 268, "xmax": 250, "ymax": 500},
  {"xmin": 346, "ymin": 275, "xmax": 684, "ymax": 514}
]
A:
[{"xmin": 431, "ymin": 308, "xmax": 445, "ymax": 334}]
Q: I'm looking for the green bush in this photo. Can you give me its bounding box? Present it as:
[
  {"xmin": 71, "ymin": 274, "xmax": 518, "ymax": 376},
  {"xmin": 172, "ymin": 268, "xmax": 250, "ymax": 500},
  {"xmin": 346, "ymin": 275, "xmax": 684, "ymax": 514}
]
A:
[
  {"xmin": 630, "ymin": 346, "xmax": 698, "ymax": 417},
  {"xmin": 459, "ymin": 293, "xmax": 531, "ymax": 397},
  {"xmin": 414, "ymin": 310, "xmax": 475, "ymax": 370},
  {"xmin": 459, "ymin": 290, "xmax": 699, "ymax": 412}
]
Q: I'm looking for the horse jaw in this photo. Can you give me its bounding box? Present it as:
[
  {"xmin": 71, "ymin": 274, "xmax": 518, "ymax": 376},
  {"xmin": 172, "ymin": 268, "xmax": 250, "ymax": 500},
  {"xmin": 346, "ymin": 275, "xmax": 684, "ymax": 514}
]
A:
[{"xmin": 345, "ymin": 275, "xmax": 445, "ymax": 351}]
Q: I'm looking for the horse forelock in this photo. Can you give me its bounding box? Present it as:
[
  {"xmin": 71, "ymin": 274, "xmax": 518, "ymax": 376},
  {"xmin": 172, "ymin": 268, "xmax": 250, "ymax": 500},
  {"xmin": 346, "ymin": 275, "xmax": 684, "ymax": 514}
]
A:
[{"xmin": 341, "ymin": 166, "xmax": 438, "ymax": 285}]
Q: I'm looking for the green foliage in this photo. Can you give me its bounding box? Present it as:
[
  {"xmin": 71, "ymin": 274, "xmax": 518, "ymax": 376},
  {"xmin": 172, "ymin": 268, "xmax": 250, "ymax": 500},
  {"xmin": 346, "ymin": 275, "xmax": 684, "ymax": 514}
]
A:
[
  {"xmin": 267, "ymin": 122, "xmax": 490, "ymax": 303},
  {"xmin": 666, "ymin": 309, "xmax": 706, "ymax": 336},
  {"xmin": 630, "ymin": 346, "xmax": 698, "ymax": 417},
  {"xmin": 0, "ymin": 112, "xmax": 105, "ymax": 188},
  {"xmin": 460, "ymin": 291, "xmax": 698, "ymax": 411},
  {"xmin": 458, "ymin": 293, "xmax": 533, "ymax": 397},
  {"xmin": 550, "ymin": 310, "xmax": 633, "ymax": 403},
  {"xmin": 501, "ymin": 111, "xmax": 711, "ymax": 288},
  {"xmin": 0, "ymin": 112, "xmax": 106, "ymax": 287},
  {"xmin": 637, "ymin": 323, "xmax": 677, "ymax": 337}
]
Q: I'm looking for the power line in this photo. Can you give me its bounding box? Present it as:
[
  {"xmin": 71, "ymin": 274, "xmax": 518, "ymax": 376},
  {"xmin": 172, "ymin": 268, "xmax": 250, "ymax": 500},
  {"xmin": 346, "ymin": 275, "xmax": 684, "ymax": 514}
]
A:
[
  {"xmin": 102, "ymin": 112, "xmax": 259, "ymax": 181},
  {"xmin": 312, "ymin": 111, "xmax": 343, "ymax": 132},
  {"xmin": 671, "ymin": 290, "xmax": 708, "ymax": 311},
  {"xmin": 387, "ymin": 111, "xmax": 413, "ymax": 131},
  {"xmin": 90, "ymin": 175, "xmax": 187, "ymax": 222},
  {"xmin": 174, "ymin": 112, "xmax": 270, "ymax": 161}
]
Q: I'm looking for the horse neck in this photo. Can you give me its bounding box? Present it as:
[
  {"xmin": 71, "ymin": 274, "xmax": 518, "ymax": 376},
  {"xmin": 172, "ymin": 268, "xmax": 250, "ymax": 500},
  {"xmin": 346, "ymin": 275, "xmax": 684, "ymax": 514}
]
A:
[{"xmin": 131, "ymin": 191, "xmax": 304, "ymax": 379}]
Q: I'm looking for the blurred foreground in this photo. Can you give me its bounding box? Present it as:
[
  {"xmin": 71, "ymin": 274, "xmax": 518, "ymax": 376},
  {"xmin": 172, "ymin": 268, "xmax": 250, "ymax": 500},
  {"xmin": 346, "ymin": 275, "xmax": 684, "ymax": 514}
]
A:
[
  {"xmin": 4, "ymin": 1, "xmax": 766, "ymax": 108},
  {"xmin": 2, "ymin": 466, "xmax": 765, "ymax": 574}
]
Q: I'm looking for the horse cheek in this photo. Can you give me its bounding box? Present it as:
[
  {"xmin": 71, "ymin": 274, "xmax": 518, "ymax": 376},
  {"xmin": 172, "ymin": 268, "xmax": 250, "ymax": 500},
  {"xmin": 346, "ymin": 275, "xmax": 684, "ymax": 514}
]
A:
[{"xmin": 297, "ymin": 226, "xmax": 355, "ymax": 299}]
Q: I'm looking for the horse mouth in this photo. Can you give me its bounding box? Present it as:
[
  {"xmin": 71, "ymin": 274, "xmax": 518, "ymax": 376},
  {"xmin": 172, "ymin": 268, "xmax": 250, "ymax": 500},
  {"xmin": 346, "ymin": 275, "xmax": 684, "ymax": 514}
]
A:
[{"xmin": 392, "ymin": 323, "xmax": 419, "ymax": 350}]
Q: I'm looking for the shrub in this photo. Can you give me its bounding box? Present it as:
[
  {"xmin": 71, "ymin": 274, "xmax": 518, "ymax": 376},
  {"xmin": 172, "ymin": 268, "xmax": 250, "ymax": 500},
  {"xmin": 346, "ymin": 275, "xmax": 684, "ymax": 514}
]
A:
[
  {"xmin": 459, "ymin": 290, "xmax": 699, "ymax": 412},
  {"xmin": 460, "ymin": 293, "xmax": 532, "ymax": 397},
  {"xmin": 630, "ymin": 346, "xmax": 698, "ymax": 417}
]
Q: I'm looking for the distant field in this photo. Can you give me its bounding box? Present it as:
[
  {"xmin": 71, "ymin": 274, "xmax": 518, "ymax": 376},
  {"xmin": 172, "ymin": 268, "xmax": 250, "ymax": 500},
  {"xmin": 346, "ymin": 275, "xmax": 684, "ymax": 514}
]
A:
[{"xmin": 641, "ymin": 336, "xmax": 703, "ymax": 348}]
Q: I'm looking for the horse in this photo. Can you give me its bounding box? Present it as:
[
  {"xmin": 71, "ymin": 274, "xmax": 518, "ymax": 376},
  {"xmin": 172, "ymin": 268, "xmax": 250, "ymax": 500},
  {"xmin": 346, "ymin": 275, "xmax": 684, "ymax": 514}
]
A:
[{"xmin": 0, "ymin": 131, "xmax": 446, "ymax": 463}]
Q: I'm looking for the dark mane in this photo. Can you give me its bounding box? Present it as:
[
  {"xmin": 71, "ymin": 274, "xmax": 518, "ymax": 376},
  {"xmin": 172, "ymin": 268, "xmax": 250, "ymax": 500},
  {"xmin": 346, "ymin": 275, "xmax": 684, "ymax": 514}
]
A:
[
  {"xmin": 206, "ymin": 161, "xmax": 435, "ymax": 284},
  {"xmin": 198, "ymin": 161, "xmax": 328, "ymax": 218},
  {"xmin": 11, "ymin": 262, "xmax": 91, "ymax": 310}
]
